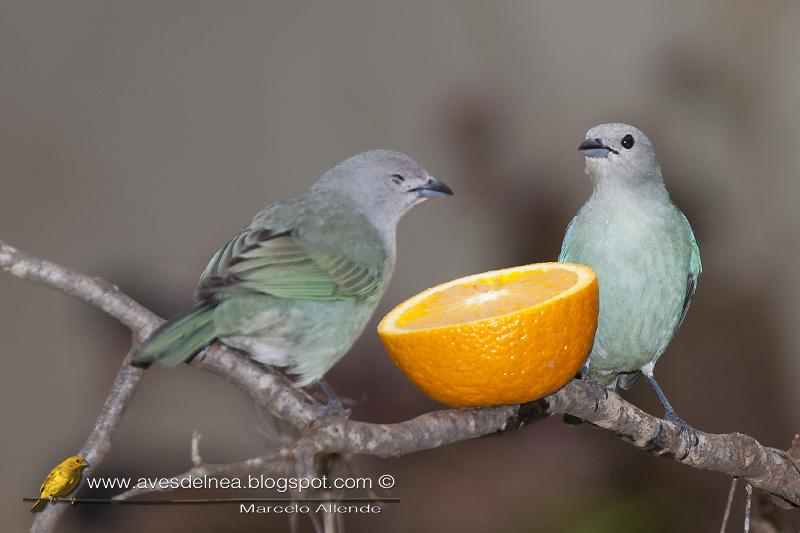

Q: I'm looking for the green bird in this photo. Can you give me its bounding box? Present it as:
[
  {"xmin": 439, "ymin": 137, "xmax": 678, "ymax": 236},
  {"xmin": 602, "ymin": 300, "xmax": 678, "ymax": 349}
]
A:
[
  {"xmin": 559, "ymin": 123, "xmax": 702, "ymax": 454},
  {"xmin": 134, "ymin": 150, "xmax": 452, "ymax": 397}
]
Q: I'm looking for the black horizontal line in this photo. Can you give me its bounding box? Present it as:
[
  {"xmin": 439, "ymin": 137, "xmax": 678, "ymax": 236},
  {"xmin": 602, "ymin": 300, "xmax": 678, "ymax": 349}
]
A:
[{"xmin": 24, "ymin": 497, "xmax": 399, "ymax": 505}]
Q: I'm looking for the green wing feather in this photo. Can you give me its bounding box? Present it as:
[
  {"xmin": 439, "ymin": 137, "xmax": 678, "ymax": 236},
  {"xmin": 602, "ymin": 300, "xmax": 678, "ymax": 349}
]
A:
[
  {"xmin": 558, "ymin": 216, "xmax": 578, "ymax": 262},
  {"xmin": 133, "ymin": 304, "xmax": 217, "ymax": 366},
  {"xmin": 197, "ymin": 228, "xmax": 381, "ymax": 301},
  {"xmin": 133, "ymin": 224, "xmax": 382, "ymax": 367},
  {"xmin": 675, "ymin": 213, "xmax": 702, "ymax": 331}
]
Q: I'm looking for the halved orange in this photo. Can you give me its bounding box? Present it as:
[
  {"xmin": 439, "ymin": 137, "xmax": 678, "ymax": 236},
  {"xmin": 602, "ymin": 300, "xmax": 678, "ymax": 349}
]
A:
[{"xmin": 378, "ymin": 263, "xmax": 598, "ymax": 407}]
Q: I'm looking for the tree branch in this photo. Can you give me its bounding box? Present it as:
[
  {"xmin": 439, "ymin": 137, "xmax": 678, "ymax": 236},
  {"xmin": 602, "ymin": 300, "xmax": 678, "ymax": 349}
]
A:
[
  {"xmin": 0, "ymin": 241, "xmax": 155, "ymax": 339},
  {"xmin": 112, "ymin": 431, "xmax": 295, "ymax": 501},
  {"xmin": 1, "ymin": 239, "xmax": 797, "ymax": 533},
  {"xmin": 1, "ymin": 241, "xmax": 158, "ymax": 533}
]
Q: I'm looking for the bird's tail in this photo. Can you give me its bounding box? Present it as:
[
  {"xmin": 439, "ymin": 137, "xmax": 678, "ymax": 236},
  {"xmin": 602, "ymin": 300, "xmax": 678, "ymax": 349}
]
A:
[
  {"xmin": 133, "ymin": 304, "xmax": 218, "ymax": 366},
  {"xmin": 30, "ymin": 499, "xmax": 47, "ymax": 512}
]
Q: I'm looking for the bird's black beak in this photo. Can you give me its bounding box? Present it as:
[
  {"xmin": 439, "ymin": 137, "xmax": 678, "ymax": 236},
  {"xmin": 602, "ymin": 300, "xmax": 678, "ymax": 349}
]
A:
[
  {"xmin": 579, "ymin": 138, "xmax": 619, "ymax": 158},
  {"xmin": 411, "ymin": 177, "xmax": 453, "ymax": 198}
]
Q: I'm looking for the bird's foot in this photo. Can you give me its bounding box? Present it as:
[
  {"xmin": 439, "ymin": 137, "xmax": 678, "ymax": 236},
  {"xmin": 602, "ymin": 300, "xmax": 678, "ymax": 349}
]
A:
[
  {"xmin": 69, "ymin": 497, "xmax": 77, "ymax": 506},
  {"xmin": 310, "ymin": 400, "xmax": 351, "ymax": 427},
  {"xmin": 664, "ymin": 410, "xmax": 699, "ymax": 459},
  {"xmin": 581, "ymin": 375, "xmax": 608, "ymax": 412},
  {"xmin": 564, "ymin": 374, "xmax": 607, "ymax": 425},
  {"xmin": 311, "ymin": 380, "xmax": 351, "ymax": 424},
  {"xmin": 49, "ymin": 496, "xmax": 57, "ymax": 503},
  {"xmin": 317, "ymin": 397, "xmax": 350, "ymax": 418}
]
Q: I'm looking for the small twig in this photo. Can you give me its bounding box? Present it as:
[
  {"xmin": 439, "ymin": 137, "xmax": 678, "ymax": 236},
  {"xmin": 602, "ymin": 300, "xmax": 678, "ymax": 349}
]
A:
[
  {"xmin": 744, "ymin": 482, "xmax": 753, "ymax": 532},
  {"xmin": 720, "ymin": 477, "xmax": 738, "ymax": 533},
  {"xmin": 190, "ymin": 430, "xmax": 203, "ymax": 467},
  {"xmin": 113, "ymin": 441, "xmax": 294, "ymax": 501}
]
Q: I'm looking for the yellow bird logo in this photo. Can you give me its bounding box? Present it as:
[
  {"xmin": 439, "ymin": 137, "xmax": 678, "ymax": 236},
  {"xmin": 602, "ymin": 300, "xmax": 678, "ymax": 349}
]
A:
[{"xmin": 31, "ymin": 455, "xmax": 89, "ymax": 512}]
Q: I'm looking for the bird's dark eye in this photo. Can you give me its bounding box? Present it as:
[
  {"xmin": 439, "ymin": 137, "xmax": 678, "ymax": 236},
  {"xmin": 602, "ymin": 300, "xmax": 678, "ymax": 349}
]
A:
[
  {"xmin": 621, "ymin": 134, "xmax": 635, "ymax": 149},
  {"xmin": 390, "ymin": 173, "xmax": 405, "ymax": 185}
]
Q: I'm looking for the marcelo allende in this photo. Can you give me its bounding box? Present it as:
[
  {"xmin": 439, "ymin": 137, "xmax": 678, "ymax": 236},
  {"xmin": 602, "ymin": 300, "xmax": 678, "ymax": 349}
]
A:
[{"xmin": 241, "ymin": 503, "xmax": 382, "ymax": 514}]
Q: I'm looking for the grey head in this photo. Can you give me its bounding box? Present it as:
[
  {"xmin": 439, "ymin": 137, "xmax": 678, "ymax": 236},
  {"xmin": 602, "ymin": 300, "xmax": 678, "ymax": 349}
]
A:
[
  {"xmin": 578, "ymin": 123, "xmax": 663, "ymax": 187},
  {"xmin": 311, "ymin": 150, "xmax": 452, "ymax": 225}
]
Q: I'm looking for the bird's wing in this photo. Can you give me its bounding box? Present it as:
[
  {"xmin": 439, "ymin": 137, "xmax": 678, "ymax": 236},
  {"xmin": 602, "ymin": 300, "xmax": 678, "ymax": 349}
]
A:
[
  {"xmin": 558, "ymin": 216, "xmax": 578, "ymax": 262},
  {"xmin": 653, "ymin": 213, "xmax": 702, "ymax": 359},
  {"xmin": 675, "ymin": 215, "xmax": 702, "ymax": 332},
  {"xmin": 197, "ymin": 228, "xmax": 381, "ymax": 300},
  {"xmin": 39, "ymin": 469, "xmax": 60, "ymax": 496}
]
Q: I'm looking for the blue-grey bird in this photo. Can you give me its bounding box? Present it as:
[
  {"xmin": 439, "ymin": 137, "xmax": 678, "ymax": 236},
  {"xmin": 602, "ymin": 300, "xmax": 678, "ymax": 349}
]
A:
[
  {"xmin": 559, "ymin": 124, "xmax": 702, "ymax": 452},
  {"xmin": 133, "ymin": 150, "xmax": 452, "ymax": 393}
]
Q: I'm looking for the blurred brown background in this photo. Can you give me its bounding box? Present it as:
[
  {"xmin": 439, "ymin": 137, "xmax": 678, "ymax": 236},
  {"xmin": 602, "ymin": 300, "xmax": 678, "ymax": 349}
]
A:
[{"xmin": 1, "ymin": 1, "xmax": 799, "ymax": 532}]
